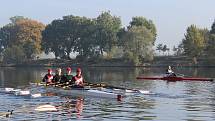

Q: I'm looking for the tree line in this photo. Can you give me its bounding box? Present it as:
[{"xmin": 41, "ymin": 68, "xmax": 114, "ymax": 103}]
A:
[
  {"xmin": 0, "ymin": 12, "xmax": 156, "ymax": 65},
  {"xmin": 1, "ymin": 12, "xmax": 214, "ymax": 65},
  {"xmin": 176, "ymin": 21, "xmax": 215, "ymax": 64}
]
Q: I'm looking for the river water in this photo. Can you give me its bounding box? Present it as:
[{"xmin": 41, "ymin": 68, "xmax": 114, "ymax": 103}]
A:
[{"xmin": 0, "ymin": 67, "xmax": 215, "ymax": 121}]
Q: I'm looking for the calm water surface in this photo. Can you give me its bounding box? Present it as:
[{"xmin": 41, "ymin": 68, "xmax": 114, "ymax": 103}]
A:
[{"xmin": 0, "ymin": 67, "xmax": 215, "ymax": 121}]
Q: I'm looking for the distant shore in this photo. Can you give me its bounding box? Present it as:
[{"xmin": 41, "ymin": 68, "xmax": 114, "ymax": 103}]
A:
[{"xmin": 1, "ymin": 56, "xmax": 215, "ymax": 68}]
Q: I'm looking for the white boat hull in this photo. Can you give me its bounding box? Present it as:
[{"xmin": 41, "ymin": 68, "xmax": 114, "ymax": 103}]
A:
[{"xmin": 45, "ymin": 86, "xmax": 122, "ymax": 99}]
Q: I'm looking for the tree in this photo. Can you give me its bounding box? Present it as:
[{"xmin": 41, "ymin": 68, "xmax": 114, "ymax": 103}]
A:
[
  {"xmin": 156, "ymin": 44, "xmax": 163, "ymax": 55},
  {"xmin": 42, "ymin": 16, "xmax": 79, "ymax": 59},
  {"xmin": 15, "ymin": 19, "xmax": 45, "ymax": 59},
  {"xmin": 182, "ymin": 25, "xmax": 208, "ymax": 64},
  {"xmin": 122, "ymin": 26, "xmax": 154, "ymax": 65},
  {"xmin": 42, "ymin": 19, "xmax": 64, "ymax": 59},
  {"xmin": 205, "ymin": 34, "xmax": 215, "ymax": 57},
  {"xmin": 173, "ymin": 43, "xmax": 184, "ymax": 56},
  {"xmin": 10, "ymin": 16, "xmax": 26, "ymax": 24},
  {"xmin": 95, "ymin": 11, "xmax": 121, "ymax": 57},
  {"xmin": 73, "ymin": 17, "xmax": 98, "ymax": 58},
  {"xmin": 3, "ymin": 45, "xmax": 25, "ymax": 63},
  {"xmin": 0, "ymin": 16, "xmax": 45, "ymax": 61},
  {"xmin": 210, "ymin": 20, "xmax": 215, "ymax": 34},
  {"xmin": 42, "ymin": 15, "xmax": 98, "ymax": 59},
  {"xmin": 205, "ymin": 20, "xmax": 215, "ymax": 57},
  {"xmin": 129, "ymin": 16, "xmax": 157, "ymax": 44},
  {"xmin": 161, "ymin": 45, "xmax": 168, "ymax": 55}
]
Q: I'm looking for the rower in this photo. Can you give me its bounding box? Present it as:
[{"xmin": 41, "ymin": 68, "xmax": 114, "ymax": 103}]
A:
[
  {"xmin": 61, "ymin": 67, "xmax": 73, "ymax": 85},
  {"xmin": 165, "ymin": 66, "xmax": 176, "ymax": 77},
  {"xmin": 71, "ymin": 68, "xmax": 84, "ymax": 88},
  {"xmin": 42, "ymin": 69, "xmax": 54, "ymax": 84},
  {"xmin": 52, "ymin": 68, "xmax": 63, "ymax": 84}
]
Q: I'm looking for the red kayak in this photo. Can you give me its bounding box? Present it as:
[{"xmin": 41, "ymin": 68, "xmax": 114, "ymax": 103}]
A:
[{"xmin": 136, "ymin": 76, "xmax": 213, "ymax": 81}]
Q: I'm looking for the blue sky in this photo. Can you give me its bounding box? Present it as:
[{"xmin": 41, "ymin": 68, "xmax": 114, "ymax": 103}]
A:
[{"xmin": 0, "ymin": 0, "xmax": 215, "ymax": 51}]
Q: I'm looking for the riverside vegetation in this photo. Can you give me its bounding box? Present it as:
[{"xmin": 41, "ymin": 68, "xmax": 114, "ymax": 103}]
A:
[{"xmin": 0, "ymin": 11, "xmax": 215, "ymax": 67}]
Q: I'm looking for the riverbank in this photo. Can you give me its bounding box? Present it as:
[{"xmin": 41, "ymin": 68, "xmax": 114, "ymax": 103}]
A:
[{"xmin": 0, "ymin": 56, "xmax": 215, "ymax": 67}]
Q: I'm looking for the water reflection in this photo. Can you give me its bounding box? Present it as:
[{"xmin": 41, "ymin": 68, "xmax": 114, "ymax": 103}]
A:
[
  {"xmin": 58, "ymin": 96, "xmax": 84, "ymax": 119},
  {"xmin": 182, "ymin": 82, "xmax": 215, "ymax": 121},
  {"xmin": 0, "ymin": 67, "xmax": 215, "ymax": 120},
  {"xmin": 0, "ymin": 67, "xmax": 43, "ymax": 87}
]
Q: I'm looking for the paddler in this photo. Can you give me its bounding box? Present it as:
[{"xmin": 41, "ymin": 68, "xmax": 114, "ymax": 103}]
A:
[
  {"xmin": 42, "ymin": 69, "xmax": 54, "ymax": 84},
  {"xmin": 165, "ymin": 66, "xmax": 176, "ymax": 77},
  {"xmin": 71, "ymin": 68, "xmax": 84, "ymax": 88}
]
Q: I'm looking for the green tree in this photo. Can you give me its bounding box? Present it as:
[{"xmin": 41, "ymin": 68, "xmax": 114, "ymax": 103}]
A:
[
  {"xmin": 123, "ymin": 26, "xmax": 154, "ymax": 65},
  {"xmin": 129, "ymin": 16, "xmax": 157, "ymax": 44},
  {"xmin": 42, "ymin": 20, "xmax": 64, "ymax": 59},
  {"xmin": 3, "ymin": 45, "xmax": 25, "ymax": 63},
  {"xmin": 42, "ymin": 17, "xmax": 78, "ymax": 59},
  {"xmin": 156, "ymin": 44, "xmax": 163, "ymax": 55},
  {"xmin": 210, "ymin": 20, "xmax": 215, "ymax": 34},
  {"xmin": 161, "ymin": 44, "xmax": 170, "ymax": 55},
  {"xmin": 73, "ymin": 17, "xmax": 98, "ymax": 58},
  {"xmin": 95, "ymin": 11, "xmax": 121, "ymax": 57},
  {"xmin": 42, "ymin": 15, "xmax": 98, "ymax": 59},
  {"xmin": 206, "ymin": 34, "xmax": 215, "ymax": 56},
  {"xmin": 205, "ymin": 20, "xmax": 215, "ymax": 57},
  {"xmin": 182, "ymin": 25, "xmax": 208, "ymax": 64}
]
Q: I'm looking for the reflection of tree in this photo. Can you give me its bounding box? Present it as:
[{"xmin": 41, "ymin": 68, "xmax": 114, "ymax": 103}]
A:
[
  {"xmin": 183, "ymin": 82, "xmax": 215, "ymax": 120},
  {"xmin": 0, "ymin": 70, "xmax": 5, "ymax": 87},
  {"xmin": 193, "ymin": 68, "xmax": 198, "ymax": 77},
  {"xmin": 0, "ymin": 67, "xmax": 44, "ymax": 87}
]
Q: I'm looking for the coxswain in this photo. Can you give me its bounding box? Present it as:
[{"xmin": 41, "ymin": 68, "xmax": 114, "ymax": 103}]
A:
[
  {"xmin": 42, "ymin": 69, "xmax": 54, "ymax": 84},
  {"xmin": 71, "ymin": 68, "xmax": 84, "ymax": 88}
]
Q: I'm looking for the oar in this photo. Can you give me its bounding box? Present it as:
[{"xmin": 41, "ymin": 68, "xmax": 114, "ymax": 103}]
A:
[
  {"xmin": 35, "ymin": 82, "xmax": 151, "ymax": 94},
  {"xmin": 85, "ymin": 82, "xmax": 151, "ymax": 94}
]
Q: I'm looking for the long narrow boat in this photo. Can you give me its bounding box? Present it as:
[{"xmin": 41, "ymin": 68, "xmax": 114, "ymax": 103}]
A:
[
  {"xmin": 37, "ymin": 83, "xmax": 124, "ymax": 100},
  {"xmin": 45, "ymin": 86, "xmax": 122, "ymax": 99},
  {"xmin": 136, "ymin": 76, "xmax": 213, "ymax": 81}
]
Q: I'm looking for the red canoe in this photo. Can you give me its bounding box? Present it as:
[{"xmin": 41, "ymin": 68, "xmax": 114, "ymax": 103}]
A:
[{"xmin": 136, "ymin": 76, "xmax": 213, "ymax": 81}]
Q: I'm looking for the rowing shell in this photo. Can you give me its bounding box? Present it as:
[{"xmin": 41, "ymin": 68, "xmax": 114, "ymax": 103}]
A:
[
  {"xmin": 136, "ymin": 76, "xmax": 213, "ymax": 81},
  {"xmin": 44, "ymin": 86, "xmax": 123, "ymax": 100}
]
